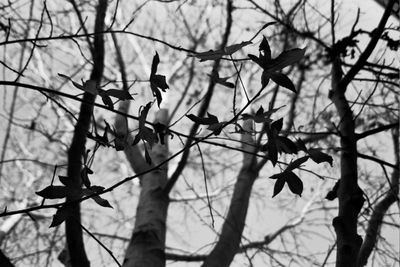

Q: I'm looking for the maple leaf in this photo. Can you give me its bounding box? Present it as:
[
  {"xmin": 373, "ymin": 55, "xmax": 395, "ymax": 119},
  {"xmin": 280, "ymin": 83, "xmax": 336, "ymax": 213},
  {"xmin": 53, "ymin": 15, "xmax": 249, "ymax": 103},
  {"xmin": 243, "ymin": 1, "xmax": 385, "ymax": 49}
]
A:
[{"xmin": 248, "ymin": 36, "xmax": 305, "ymax": 92}]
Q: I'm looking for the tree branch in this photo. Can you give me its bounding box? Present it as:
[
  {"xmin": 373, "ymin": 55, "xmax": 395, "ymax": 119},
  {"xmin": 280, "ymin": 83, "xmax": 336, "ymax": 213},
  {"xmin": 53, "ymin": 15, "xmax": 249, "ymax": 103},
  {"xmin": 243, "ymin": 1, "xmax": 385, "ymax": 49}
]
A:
[
  {"xmin": 339, "ymin": 0, "xmax": 396, "ymax": 88},
  {"xmin": 373, "ymin": 0, "xmax": 400, "ymax": 20},
  {"xmin": 164, "ymin": 0, "xmax": 233, "ymax": 193},
  {"xmin": 68, "ymin": 0, "xmax": 94, "ymax": 54},
  {"xmin": 357, "ymin": 152, "xmax": 398, "ymax": 170},
  {"xmin": 0, "ymin": 30, "xmax": 196, "ymax": 54},
  {"xmin": 357, "ymin": 127, "xmax": 399, "ymax": 266},
  {"xmin": 356, "ymin": 122, "xmax": 399, "ymax": 140}
]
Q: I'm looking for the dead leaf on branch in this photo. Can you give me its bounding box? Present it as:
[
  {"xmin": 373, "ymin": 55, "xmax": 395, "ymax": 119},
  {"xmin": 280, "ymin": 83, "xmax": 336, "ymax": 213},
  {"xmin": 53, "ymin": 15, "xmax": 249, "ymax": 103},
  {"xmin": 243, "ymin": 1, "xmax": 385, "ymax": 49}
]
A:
[
  {"xmin": 186, "ymin": 112, "xmax": 225, "ymax": 135},
  {"xmin": 248, "ymin": 36, "xmax": 306, "ymax": 92},
  {"xmin": 207, "ymin": 72, "xmax": 235, "ymax": 88},
  {"xmin": 58, "ymin": 73, "xmax": 134, "ymax": 109},
  {"xmin": 188, "ymin": 41, "xmax": 252, "ymax": 62}
]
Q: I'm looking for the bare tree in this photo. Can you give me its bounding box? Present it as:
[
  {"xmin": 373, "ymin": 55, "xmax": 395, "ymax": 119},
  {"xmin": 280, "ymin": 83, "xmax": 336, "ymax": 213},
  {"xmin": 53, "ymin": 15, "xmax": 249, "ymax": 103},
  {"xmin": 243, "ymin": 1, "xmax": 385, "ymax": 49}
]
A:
[{"xmin": 0, "ymin": 0, "xmax": 398, "ymax": 267}]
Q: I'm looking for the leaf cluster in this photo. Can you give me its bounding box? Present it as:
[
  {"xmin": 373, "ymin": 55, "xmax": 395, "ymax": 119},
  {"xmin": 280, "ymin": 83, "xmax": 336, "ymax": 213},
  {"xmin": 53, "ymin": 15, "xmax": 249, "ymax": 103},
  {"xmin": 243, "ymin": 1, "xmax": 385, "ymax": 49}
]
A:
[
  {"xmin": 268, "ymin": 135, "xmax": 333, "ymax": 197},
  {"xmin": 132, "ymin": 102, "xmax": 169, "ymax": 164},
  {"xmin": 186, "ymin": 112, "xmax": 226, "ymax": 135},
  {"xmin": 58, "ymin": 73, "xmax": 133, "ymax": 110},
  {"xmin": 248, "ymin": 36, "xmax": 305, "ymax": 92},
  {"xmin": 36, "ymin": 182, "xmax": 112, "ymax": 227}
]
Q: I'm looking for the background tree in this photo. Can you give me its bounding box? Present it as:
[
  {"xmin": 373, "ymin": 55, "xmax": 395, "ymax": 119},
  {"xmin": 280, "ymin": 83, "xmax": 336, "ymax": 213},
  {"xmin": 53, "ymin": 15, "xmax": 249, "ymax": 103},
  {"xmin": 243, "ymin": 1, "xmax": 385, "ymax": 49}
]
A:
[{"xmin": 0, "ymin": 0, "xmax": 398, "ymax": 267}]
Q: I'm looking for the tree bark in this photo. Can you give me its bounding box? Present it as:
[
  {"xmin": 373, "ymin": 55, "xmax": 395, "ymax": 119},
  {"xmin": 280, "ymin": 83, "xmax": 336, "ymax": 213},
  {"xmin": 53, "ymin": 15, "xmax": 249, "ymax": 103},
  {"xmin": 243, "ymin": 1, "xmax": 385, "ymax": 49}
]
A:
[{"xmin": 202, "ymin": 119, "xmax": 259, "ymax": 267}]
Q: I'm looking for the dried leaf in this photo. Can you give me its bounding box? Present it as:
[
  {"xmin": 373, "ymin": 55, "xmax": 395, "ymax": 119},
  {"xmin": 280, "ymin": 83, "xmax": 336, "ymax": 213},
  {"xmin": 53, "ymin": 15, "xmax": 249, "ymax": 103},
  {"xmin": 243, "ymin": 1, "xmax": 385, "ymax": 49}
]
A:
[
  {"xmin": 153, "ymin": 122, "xmax": 167, "ymax": 145},
  {"xmin": 151, "ymin": 75, "xmax": 169, "ymax": 91},
  {"xmin": 186, "ymin": 113, "xmax": 219, "ymax": 125},
  {"xmin": 151, "ymin": 52, "xmax": 160, "ymax": 75},
  {"xmin": 81, "ymin": 167, "xmax": 92, "ymax": 188},
  {"xmin": 248, "ymin": 54, "xmax": 262, "ymax": 67},
  {"xmin": 286, "ymin": 156, "xmax": 309, "ymax": 172},
  {"xmin": 190, "ymin": 50, "xmax": 225, "ymax": 62},
  {"xmin": 208, "ymin": 73, "xmax": 235, "ymax": 88},
  {"xmin": 207, "ymin": 122, "xmax": 225, "ymax": 135},
  {"xmin": 36, "ymin": 185, "xmax": 68, "ymax": 199},
  {"xmin": 285, "ymin": 171, "xmax": 303, "ymax": 196},
  {"xmin": 59, "ymin": 176, "xmax": 69, "ymax": 186},
  {"xmin": 269, "ymin": 72, "xmax": 296, "ymax": 93},
  {"xmin": 223, "ymin": 41, "xmax": 252, "ymax": 55},
  {"xmin": 144, "ymin": 145, "xmax": 152, "ymax": 165},
  {"xmin": 150, "ymin": 82, "xmax": 163, "ymax": 107},
  {"xmin": 266, "ymin": 48, "xmax": 306, "ymax": 72},
  {"xmin": 271, "ymin": 118, "xmax": 283, "ymax": 133},
  {"xmin": 92, "ymin": 195, "xmax": 113, "ymax": 208},
  {"xmin": 141, "ymin": 126, "xmax": 157, "ymax": 148},
  {"xmin": 269, "ymin": 172, "xmax": 284, "ymax": 180},
  {"xmin": 259, "ymin": 36, "xmax": 272, "ymax": 61},
  {"xmin": 150, "ymin": 52, "xmax": 169, "ymax": 107},
  {"xmin": 272, "ymin": 176, "xmax": 286, "ymax": 197},
  {"xmin": 105, "ymin": 89, "xmax": 133, "ymax": 100},
  {"xmin": 191, "ymin": 41, "xmax": 251, "ymax": 62},
  {"xmin": 87, "ymin": 185, "xmax": 105, "ymax": 193},
  {"xmin": 49, "ymin": 205, "xmax": 71, "ymax": 228},
  {"xmin": 308, "ymin": 148, "xmax": 333, "ymax": 166},
  {"xmin": 263, "ymin": 140, "xmax": 278, "ymax": 166},
  {"xmin": 296, "ymin": 138, "xmax": 308, "ymax": 152},
  {"xmin": 277, "ymin": 136, "xmax": 298, "ymax": 154},
  {"xmin": 101, "ymin": 94, "xmax": 114, "ymax": 109},
  {"xmin": 325, "ymin": 180, "xmax": 340, "ymax": 200},
  {"xmin": 261, "ymin": 70, "xmax": 271, "ymax": 88}
]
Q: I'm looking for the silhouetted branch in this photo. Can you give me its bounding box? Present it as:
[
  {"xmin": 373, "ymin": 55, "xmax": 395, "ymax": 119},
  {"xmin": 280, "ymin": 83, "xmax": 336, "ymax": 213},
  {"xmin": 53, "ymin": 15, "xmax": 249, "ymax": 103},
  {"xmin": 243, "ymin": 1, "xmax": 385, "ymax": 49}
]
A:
[
  {"xmin": 165, "ymin": 0, "xmax": 233, "ymax": 193},
  {"xmin": 357, "ymin": 152, "xmax": 398, "ymax": 170},
  {"xmin": 64, "ymin": 1, "xmax": 107, "ymax": 266},
  {"xmin": 356, "ymin": 122, "xmax": 399, "ymax": 140},
  {"xmin": 0, "ymin": 30, "xmax": 196, "ymax": 54},
  {"xmin": 357, "ymin": 127, "xmax": 399, "ymax": 266},
  {"xmin": 339, "ymin": 0, "xmax": 396, "ymax": 88}
]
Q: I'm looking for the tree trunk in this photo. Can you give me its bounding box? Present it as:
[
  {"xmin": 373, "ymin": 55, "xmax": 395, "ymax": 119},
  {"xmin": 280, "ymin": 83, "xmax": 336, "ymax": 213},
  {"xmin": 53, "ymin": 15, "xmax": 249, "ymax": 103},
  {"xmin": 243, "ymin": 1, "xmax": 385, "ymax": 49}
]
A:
[
  {"xmin": 329, "ymin": 1, "xmax": 395, "ymax": 264},
  {"xmin": 64, "ymin": 1, "xmax": 107, "ymax": 266},
  {"xmin": 357, "ymin": 127, "xmax": 399, "ymax": 266},
  {"xmin": 202, "ymin": 119, "xmax": 258, "ymax": 267},
  {"xmin": 122, "ymin": 109, "xmax": 169, "ymax": 267},
  {"xmin": 330, "ymin": 58, "xmax": 364, "ymax": 267}
]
